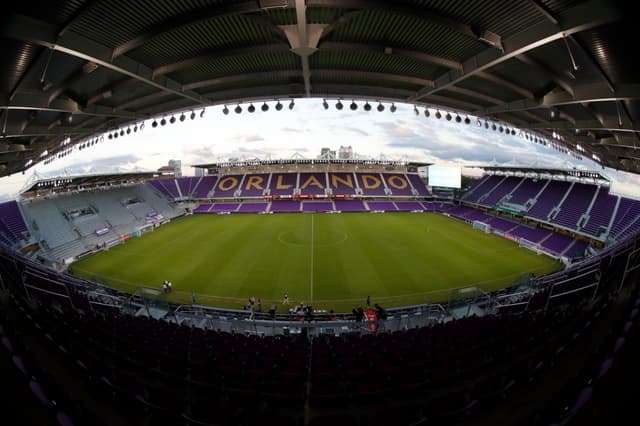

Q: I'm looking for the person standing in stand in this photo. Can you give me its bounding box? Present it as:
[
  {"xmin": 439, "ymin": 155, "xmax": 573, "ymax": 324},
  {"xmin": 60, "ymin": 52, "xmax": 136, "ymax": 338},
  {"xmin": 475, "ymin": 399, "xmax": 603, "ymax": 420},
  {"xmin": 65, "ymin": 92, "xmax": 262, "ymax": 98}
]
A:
[{"xmin": 283, "ymin": 292, "xmax": 290, "ymax": 305}]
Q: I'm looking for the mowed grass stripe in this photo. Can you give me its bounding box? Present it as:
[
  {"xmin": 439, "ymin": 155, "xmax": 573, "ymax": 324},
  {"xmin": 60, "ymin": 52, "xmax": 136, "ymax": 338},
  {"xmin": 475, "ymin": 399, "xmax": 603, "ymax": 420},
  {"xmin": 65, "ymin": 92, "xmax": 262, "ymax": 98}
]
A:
[{"xmin": 71, "ymin": 213, "xmax": 560, "ymax": 311}]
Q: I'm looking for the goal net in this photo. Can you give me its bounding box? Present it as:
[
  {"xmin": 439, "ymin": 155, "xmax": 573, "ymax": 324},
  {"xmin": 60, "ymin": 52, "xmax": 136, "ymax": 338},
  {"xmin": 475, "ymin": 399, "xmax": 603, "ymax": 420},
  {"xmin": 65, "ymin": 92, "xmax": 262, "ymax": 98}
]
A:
[{"xmin": 472, "ymin": 221, "xmax": 491, "ymax": 233}]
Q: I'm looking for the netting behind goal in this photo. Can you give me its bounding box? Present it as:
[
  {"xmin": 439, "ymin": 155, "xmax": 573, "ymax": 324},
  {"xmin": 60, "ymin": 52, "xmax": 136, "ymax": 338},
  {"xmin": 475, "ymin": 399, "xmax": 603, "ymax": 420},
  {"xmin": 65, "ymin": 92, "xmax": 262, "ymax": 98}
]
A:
[{"xmin": 473, "ymin": 221, "xmax": 490, "ymax": 233}]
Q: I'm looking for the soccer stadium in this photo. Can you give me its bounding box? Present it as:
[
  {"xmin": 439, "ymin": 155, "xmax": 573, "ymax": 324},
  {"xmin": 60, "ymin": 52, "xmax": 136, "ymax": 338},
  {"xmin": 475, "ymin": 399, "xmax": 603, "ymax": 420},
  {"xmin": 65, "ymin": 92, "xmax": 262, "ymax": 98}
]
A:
[{"xmin": 1, "ymin": 1, "xmax": 639, "ymax": 425}]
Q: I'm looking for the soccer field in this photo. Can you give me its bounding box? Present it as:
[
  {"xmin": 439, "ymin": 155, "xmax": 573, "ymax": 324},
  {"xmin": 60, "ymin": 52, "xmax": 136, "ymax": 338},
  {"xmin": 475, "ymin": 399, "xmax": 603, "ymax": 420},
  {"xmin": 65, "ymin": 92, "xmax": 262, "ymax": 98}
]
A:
[{"xmin": 70, "ymin": 213, "xmax": 561, "ymax": 312}]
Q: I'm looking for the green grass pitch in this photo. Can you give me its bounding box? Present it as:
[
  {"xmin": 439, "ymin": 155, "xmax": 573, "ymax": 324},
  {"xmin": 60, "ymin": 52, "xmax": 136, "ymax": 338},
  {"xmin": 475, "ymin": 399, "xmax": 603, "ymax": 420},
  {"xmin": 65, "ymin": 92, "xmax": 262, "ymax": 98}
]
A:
[{"xmin": 70, "ymin": 213, "xmax": 560, "ymax": 312}]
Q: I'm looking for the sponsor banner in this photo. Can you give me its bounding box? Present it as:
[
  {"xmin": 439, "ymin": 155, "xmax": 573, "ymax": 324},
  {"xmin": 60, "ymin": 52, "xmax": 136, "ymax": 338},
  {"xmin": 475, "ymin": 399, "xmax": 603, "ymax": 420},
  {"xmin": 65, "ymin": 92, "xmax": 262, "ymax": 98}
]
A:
[
  {"xmin": 146, "ymin": 211, "xmax": 158, "ymax": 217},
  {"xmin": 505, "ymin": 233, "xmax": 518, "ymax": 242},
  {"xmin": 95, "ymin": 227, "xmax": 110, "ymax": 236}
]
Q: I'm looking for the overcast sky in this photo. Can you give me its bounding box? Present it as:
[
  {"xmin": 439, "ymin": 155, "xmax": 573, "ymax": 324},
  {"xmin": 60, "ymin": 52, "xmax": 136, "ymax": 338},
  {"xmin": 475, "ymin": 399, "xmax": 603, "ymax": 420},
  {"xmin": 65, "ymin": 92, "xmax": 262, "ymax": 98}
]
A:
[{"xmin": 2, "ymin": 99, "xmax": 639, "ymax": 200}]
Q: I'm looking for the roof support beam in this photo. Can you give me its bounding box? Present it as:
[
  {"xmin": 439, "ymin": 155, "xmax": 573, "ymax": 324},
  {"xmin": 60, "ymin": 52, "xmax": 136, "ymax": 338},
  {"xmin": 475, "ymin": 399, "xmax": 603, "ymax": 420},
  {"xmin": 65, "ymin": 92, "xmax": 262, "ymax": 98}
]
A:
[
  {"xmin": 475, "ymin": 71, "xmax": 534, "ymax": 100},
  {"xmin": 111, "ymin": 1, "xmax": 274, "ymax": 58},
  {"xmin": 478, "ymin": 83, "xmax": 640, "ymax": 115},
  {"xmin": 182, "ymin": 69, "xmax": 432, "ymax": 92},
  {"xmin": 411, "ymin": 0, "xmax": 620, "ymax": 101},
  {"xmin": 152, "ymin": 44, "xmax": 290, "ymax": 77},
  {"xmin": 524, "ymin": 119, "xmax": 640, "ymax": 133},
  {"xmin": 0, "ymin": 92, "xmax": 145, "ymax": 119},
  {"xmin": 308, "ymin": 0, "xmax": 502, "ymax": 49},
  {"xmin": 515, "ymin": 53, "xmax": 573, "ymax": 95},
  {"xmin": 1, "ymin": 14, "xmax": 209, "ymax": 106}
]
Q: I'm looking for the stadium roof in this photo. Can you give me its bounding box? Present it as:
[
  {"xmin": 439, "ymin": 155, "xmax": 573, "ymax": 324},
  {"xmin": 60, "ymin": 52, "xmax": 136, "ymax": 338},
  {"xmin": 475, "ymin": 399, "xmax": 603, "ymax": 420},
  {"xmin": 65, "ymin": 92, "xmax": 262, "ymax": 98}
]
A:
[
  {"xmin": 20, "ymin": 171, "xmax": 156, "ymax": 195},
  {"xmin": 467, "ymin": 164, "xmax": 609, "ymax": 181},
  {"xmin": 1, "ymin": 0, "xmax": 637, "ymax": 177}
]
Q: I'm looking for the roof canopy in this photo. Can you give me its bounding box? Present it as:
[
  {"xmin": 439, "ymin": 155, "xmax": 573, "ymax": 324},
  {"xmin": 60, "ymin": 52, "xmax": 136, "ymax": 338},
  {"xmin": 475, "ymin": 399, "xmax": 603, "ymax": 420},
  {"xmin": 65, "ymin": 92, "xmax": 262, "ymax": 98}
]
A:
[{"xmin": 1, "ymin": 0, "xmax": 637, "ymax": 176}]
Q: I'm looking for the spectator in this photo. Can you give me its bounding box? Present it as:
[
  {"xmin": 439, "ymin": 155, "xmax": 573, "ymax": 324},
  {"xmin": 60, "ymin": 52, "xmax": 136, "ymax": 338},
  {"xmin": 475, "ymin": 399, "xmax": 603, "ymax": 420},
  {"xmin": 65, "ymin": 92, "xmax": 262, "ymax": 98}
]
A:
[
  {"xmin": 282, "ymin": 292, "xmax": 289, "ymax": 305},
  {"xmin": 191, "ymin": 293, "xmax": 196, "ymax": 304},
  {"xmin": 328, "ymin": 310, "xmax": 337, "ymax": 321},
  {"xmin": 366, "ymin": 295, "xmax": 371, "ymax": 307},
  {"xmin": 167, "ymin": 281, "xmax": 172, "ymax": 293},
  {"xmin": 255, "ymin": 299, "xmax": 262, "ymax": 313}
]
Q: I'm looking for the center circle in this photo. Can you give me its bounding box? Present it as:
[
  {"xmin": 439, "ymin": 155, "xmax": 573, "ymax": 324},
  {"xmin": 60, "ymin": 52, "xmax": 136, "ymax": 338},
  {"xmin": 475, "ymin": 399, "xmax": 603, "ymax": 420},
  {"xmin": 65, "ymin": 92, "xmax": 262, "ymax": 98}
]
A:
[{"xmin": 278, "ymin": 229, "xmax": 348, "ymax": 247}]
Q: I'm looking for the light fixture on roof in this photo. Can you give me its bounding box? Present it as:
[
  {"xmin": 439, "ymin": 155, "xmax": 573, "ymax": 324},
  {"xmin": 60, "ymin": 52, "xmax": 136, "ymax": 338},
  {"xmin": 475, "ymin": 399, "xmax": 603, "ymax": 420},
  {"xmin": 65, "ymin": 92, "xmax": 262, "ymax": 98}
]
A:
[
  {"xmin": 289, "ymin": 99, "xmax": 295, "ymax": 110},
  {"xmin": 275, "ymin": 100, "xmax": 283, "ymax": 111},
  {"xmin": 126, "ymin": 127, "xmax": 131, "ymax": 135},
  {"xmin": 322, "ymin": 99, "xmax": 329, "ymax": 110},
  {"xmin": 455, "ymin": 114, "xmax": 461, "ymax": 123},
  {"xmin": 133, "ymin": 125, "xmax": 138, "ymax": 132},
  {"xmin": 336, "ymin": 100, "xmax": 343, "ymax": 110},
  {"xmin": 262, "ymin": 102, "xmax": 269, "ymax": 112},
  {"xmin": 200, "ymin": 108, "xmax": 205, "ymax": 118},
  {"xmin": 169, "ymin": 115, "xmax": 176, "ymax": 124},
  {"xmin": 424, "ymin": 108, "xmax": 430, "ymax": 118},
  {"xmin": 364, "ymin": 101, "xmax": 371, "ymax": 111},
  {"xmin": 151, "ymin": 120, "xmax": 158, "ymax": 128},
  {"xmin": 435, "ymin": 110, "xmax": 441, "ymax": 119},
  {"xmin": 222, "ymin": 105, "xmax": 229, "ymax": 115},
  {"xmin": 377, "ymin": 102, "xmax": 384, "ymax": 112},
  {"xmin": 160, "ymin": 117, "xmax": 167, "ymax": 126},
  {"xmin": 108, "ymin": 133, "xmax": 113, "ymax": 139},
  {"xmin": 445, "ymin": 112, "xmax": 451, "ymax": 121},
  {"xmin": 120, "ymin": 129, "xmax": 125, "ymax": 136},
  {"xmin": 491, "ymin": 122, "xmax": 496, "ymax": 131},
  {"xmin": 248, "ymin": 103, "xmax": 256, "ymax": 113},
  {"xmin": 476, "ymin": 117, "xmax": 481, "ymax": 126},
  {"xmin": 498, "ymin": 125, "xmax": 504, "ymax": 133},
  {"xmin": 235, "ymin": 104, "xmax": 242, "ymax": 114},
  {"xmin": 180, "ymin": 113, "xmax": 186, "ymax": 122},
  {"xmin": 511, "ymin": 129, "xmax": 516, "ymax": 136},
  {"xmin": 350, "ymin": 100, "xmax": 358, "ymax": 111},
  {"xmin": 390, "ymin": 103, "xmax": 396, "ymax": 113},
  {"xmin": 550, "ymin": 109, "xmax": 556, "ymax": 118},
  {"xmin": 191, "ymin": 111, "xmax": 196, "ymax": 120},
  {"xmin": 413, "ymin": 105, "xmax": 419, "ymax": 115},
  {"xmin": 464, "ymin": 116, "xmax": 470, "ymax": 125}
]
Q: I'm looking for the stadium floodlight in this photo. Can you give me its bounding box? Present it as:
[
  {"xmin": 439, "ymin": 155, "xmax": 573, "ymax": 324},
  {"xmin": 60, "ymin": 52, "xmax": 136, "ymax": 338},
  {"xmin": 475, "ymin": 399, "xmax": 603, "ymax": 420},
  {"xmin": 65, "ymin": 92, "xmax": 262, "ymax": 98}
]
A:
[
  {"xmin": 435, "ymin": 110, "xmax": 441, "ymax": 119},
  {"xmin": 414, "ymin": 105, "xmax": 419, "ymax": 115},
  {"xmin": 336, "ymin": 100, "xmax": 343, "ymax": 110},
  {"xmin": 200, "ymin": 108, "xmax": 205, "ymax": 118},
  {"xmin": 248, "ymin": 103, "xmax": 256, "ymax": 113},
  {"xmin": 390, "ymin": 103, "xmax": 396, "ymax": 113},
  {"xmin": 126, "ymin": 127, "xmax": 131, "ymax": 134},
  {"xmin": 511, "ymin": 128, "xmax": 516, "ymax": 135},
  {"xmin": 445, "ymin": 112, "xmax": 451, "ymax": 121},
  {"xmin": 222, "ymin": 105, "xmax": 229, "ymax": 115},
  {"xmin": 119, "ymin": 129, "xmax": 125, "ymax": 136},
  {"xmin": 464, "ymin": 116, "xmax": 470, "ymax": 125},
  {"xmin": 455, "ymin": 114, "xmax": 461, "ymax": 123},
  {"xmin": 133, "ymin": 125, "xmax": 138, "ymax": 132},
  {"xmin": 424, "ymin": 108, "xmax": 430, "ymax": 118},
  {"xmin": 275, "ymin": 100, "xmax": 283, "ymax": 111},
  {"xmin": 499, "ymin": 125, "xmax": 503, "ymax": 133},
  {"xmin": 351, "ymin": 100, "xmax": 358, "ymax": 111},
  {"xmin": 289, "ymin": 99, "xmax": 295, "ymax": 110},
  {"xmin": 491, "ymin": 122, "xmax": 496, "ymax": 131},
  {"xmin": 364, "ymin": 101, "xmax": 371, "ymax": 111},
  {"xmin": 235, "ymin": 104, "xmax": 242, "ymax": 114},
  {"xmin": 322, "ymin": 99, "xmax": 329, "ymax": 110},
  {"xmin": 160, "ymin": 117, "xmax": 167, "ymax": 126},
  {"xmin": 114, "ymin": 131, "xmax": 118, "ymax": 138},
  {"xmin": 476, "ymin": 117, "xmax": 481, "ymax": 126},
  {"xmin": 169, "ymin": 115, "xmax": 176, "ymax": 124},
  {"xmin": 190, "ymin": 110, "xmax": 196, "ymax": 120},
  {"xmin": 108, "ymin": 133, "xmax": 113, "ymax": 139},
  {"xmin": 262, "ymin": 102, "xmax": 269, "ymax": 112},
  {"xmin": 180, "ymin": 113, "xmax": 186, "ymax": 122},
  {"xmin": 377, "ymin": 102, "xmax": 384, "ymax": 112}
]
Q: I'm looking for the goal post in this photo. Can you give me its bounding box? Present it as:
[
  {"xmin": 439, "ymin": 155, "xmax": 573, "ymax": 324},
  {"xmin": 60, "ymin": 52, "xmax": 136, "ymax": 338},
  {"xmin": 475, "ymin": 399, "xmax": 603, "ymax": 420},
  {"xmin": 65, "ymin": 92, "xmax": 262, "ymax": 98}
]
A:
[{"xmin": 472, "ymin": 220, "xmax": 491, "ymax": 233}]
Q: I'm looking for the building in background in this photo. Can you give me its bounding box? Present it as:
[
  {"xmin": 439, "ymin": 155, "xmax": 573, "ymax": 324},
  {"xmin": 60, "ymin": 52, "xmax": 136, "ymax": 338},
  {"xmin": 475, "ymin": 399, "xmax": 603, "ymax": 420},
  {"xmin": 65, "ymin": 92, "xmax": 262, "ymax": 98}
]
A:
[
  {"xmin": 338, "ymin": 145, "xmax": 353, "ymax": 160},
  {"xmin": 319, "ymin": 147, "xmax": 336, "ymax": 160},
  {"xmin": 168, "ymin": 159, "xmax": 182, "ymax": 177},
  {"xmin": 194, "ymin": 167, "xmax": 205, "ymax": 177}
]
